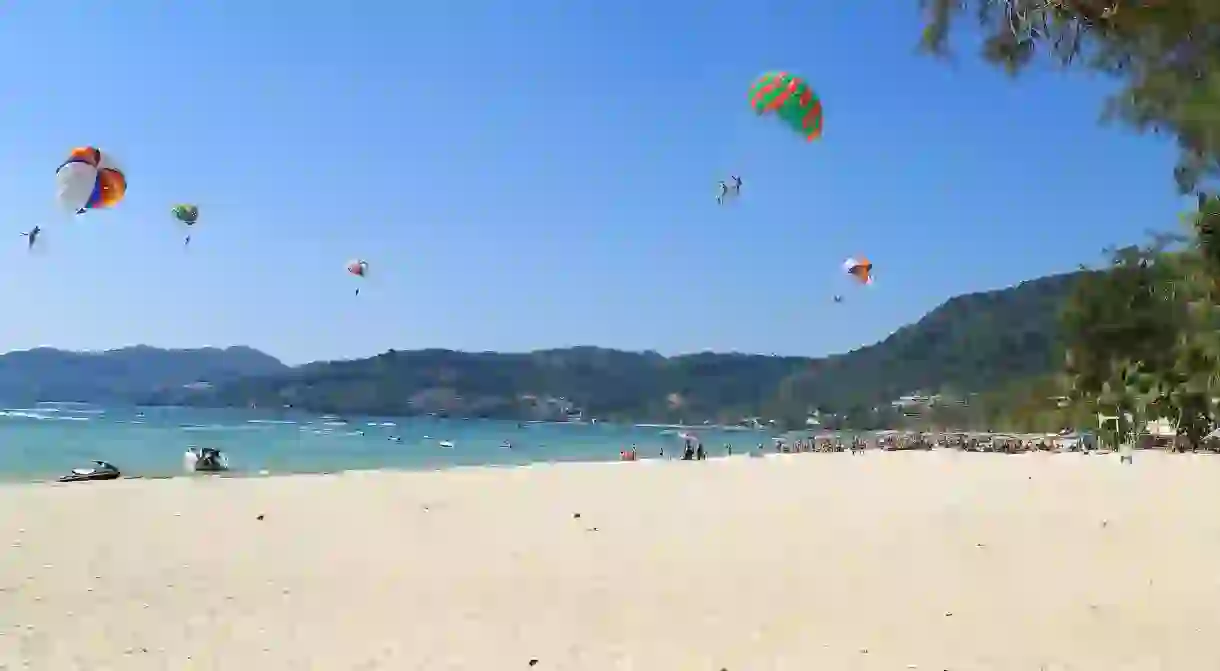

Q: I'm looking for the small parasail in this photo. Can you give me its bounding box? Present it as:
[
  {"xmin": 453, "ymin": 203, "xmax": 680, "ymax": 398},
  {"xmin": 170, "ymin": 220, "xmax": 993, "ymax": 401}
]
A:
[
  {"xmin": 172, "ymin": 204, "xmax": 199, "ymax": 226},
  {"xmin": 347, "ymin": 259, "xmax": 369, "ymax": 295},
  {"xmin": 172, "ymin": 204, "xmax": 200, "ymax": 246},
  {"xmin": 55, "ymin": 147, "xmax": 126, "ymax": 214},
  {"xmin": 748, "ymin": 72, "xmax": 823, "ymax": 141},
  {"xmin": 843, "ymin": 257, "xmax": 873, "ymax": 284}
]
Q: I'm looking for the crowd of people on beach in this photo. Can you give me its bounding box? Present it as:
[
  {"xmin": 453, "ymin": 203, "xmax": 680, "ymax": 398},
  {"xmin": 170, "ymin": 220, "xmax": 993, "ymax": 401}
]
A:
[
  {"xmin": 620, "ymin": 434, "xmax": 873, "ymax": 462},
  {"xmin": 617, "ymin": 429, "xmax": 1155, "ymax": 463}
]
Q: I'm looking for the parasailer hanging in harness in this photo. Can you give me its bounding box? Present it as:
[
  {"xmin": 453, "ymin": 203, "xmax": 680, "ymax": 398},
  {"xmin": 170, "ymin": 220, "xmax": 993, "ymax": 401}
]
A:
[
  {"xmin": 21, "ymin": 226, "xmax": 40, "ymax": 250},
  {"xmin": 171, "ymin": 204, "xmax": 200, "ymax": 247},
  {"xmin": 716, "ymin": 176, "xmax": 744, "ymax": 205},
  {"xmin": 713, "ymin": 72, "xmax": 819, "ymax": 204},
  {"xmin": 347, "ymin": 259, "xmax": 369, "ymax": 295},
  {"xmin": 833, "ymin": 258, "xmax": 873, "ymax": 303}
]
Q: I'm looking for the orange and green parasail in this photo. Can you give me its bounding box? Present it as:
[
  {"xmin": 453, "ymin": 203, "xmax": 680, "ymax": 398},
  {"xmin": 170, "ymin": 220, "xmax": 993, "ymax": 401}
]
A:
[
  {"xmin": 172, "ymin": 204, "xmax": 199, "ymax": 226},
  {"xmin": 748, "ymin": 72, "xmax": 822, "ymax": 141}
]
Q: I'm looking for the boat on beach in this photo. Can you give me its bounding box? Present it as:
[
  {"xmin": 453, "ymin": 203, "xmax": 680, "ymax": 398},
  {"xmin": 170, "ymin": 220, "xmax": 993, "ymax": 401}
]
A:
[
  {"xmin": 184, "ymin": 446, "xmax": 230, "ymax": 472},
  {"xmin": 58, "ymin": 460, "xmax": 121, "ymax": 482}
]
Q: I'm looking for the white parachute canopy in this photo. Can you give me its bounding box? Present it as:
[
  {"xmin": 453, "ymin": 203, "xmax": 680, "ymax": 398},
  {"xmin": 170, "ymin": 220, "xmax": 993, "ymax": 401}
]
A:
[{"xmin": 55, "ymin": 161, "xmax": 97, "ymax": 214}]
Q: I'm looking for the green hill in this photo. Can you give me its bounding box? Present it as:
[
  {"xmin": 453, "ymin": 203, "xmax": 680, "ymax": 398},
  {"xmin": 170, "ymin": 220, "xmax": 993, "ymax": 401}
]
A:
[
  {"xmin": 779, "ymin": 271, "xmax": 1088, "ymax": 412},
  {"xmin": 158, "ymin": 271, "xmax": 1087, "ymax": 423},
  {"xmin": 0, "ymin": 346, "xmax": 287, "ymax": 404}
]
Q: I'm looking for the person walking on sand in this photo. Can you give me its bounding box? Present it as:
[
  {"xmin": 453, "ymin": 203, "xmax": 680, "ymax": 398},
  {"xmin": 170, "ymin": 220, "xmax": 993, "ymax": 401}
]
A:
[{"xmin": 1119, "ymin": 440, "xmax": 1134, "ymax": 464}]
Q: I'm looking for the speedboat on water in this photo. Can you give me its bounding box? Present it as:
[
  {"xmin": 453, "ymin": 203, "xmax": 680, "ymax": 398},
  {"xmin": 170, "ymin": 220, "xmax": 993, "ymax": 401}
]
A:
[
  {"xmin": 184, "ymin": 446, "xmax": 230, "ymax": 473},
  {"xmin": 438, "ymin": 440, "xmax": 454, "ymax": 449},
  {"xmin": 58, "ymin": 460, "xmax": 120, "ymax": 483}
]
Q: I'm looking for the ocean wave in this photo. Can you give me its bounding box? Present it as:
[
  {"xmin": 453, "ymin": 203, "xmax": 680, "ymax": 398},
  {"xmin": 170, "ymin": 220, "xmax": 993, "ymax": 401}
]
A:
[
  {"xmin": 181, "ymin": 424, "xmax": 267, "ymax": 432},
  {"xmin": 302, "ymin": 427, "xmax": 366, "ymax": 437},
  {"xmin": 8, "ymin": 407, "xmax": 105, "ymax": 416},
  {"xmin": 0, "ymin": 410, "xmax": 91, "ymax": 421},
  {"xmin": 33, "ymin": 403, "xmax": 104, "ymax": 414},
  {"xmin": 0, "ymin": 411, "xmax": 54, "ymax": 420}
]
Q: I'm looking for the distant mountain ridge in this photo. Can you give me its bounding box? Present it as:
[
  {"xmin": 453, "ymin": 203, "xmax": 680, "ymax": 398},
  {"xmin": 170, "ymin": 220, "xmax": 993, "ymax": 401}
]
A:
[
  {"xmin": 154, "ymin": 271, "xmax": 1086, "ymax": 423},
  {"xmin": 0, "ymin": 345, "xmax": 287, "ymax": 403}
]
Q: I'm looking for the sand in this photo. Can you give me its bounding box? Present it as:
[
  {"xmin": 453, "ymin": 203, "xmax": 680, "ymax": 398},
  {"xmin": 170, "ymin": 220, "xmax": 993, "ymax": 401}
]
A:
[{"xmin": 3, "ymin": 450, "xmax": 1220, "ymax": 669}]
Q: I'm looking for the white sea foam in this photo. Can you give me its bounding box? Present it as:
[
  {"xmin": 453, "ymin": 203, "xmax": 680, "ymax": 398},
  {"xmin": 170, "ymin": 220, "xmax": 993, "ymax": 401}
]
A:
[
  {"xmin": 0, "ymin": 410, "xmax": 91, "ymax": 421},
  {"xmin": 181, "ymin": 424, "xmax": 266, "ymax": 432}
]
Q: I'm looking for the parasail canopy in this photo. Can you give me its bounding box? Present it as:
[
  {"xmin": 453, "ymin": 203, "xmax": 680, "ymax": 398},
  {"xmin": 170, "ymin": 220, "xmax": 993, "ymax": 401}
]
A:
[
  {"xmin": 56, "ymin": 147, "xmax": 126, "ymax": 214},
  {"xmin": 748, "ymin": 72, "xmax": 823, "ymax": 141},
  {"xmin": 843, "ymin": 257, "xmax": 873, "ymax": 284}
]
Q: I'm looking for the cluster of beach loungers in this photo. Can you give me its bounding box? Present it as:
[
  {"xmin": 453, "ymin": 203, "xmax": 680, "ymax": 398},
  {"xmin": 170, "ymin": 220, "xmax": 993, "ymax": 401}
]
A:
[{"xmin": 767, "ymin": 430, "xmax": 1196, "ymax": 454}]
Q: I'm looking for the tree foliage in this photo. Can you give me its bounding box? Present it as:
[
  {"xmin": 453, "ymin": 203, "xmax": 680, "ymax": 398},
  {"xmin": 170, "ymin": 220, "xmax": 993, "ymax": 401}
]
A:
[
  {"xmin": 920, "ymin": 0, "xmax": 1220, "ymax": 193},
  {"xmin": 1053, "ymin": 236, "xmax": 1220, "ymax": 447},
  {"xmin": 918, "ymin": 2, "xmax": 1220, "ymax": 444}
]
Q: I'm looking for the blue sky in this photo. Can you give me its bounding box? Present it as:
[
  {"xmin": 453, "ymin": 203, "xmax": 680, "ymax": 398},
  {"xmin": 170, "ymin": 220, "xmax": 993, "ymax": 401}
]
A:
[{"xmin": 0, "ymin": 1, "xmax": 1185, "ymax": 364}]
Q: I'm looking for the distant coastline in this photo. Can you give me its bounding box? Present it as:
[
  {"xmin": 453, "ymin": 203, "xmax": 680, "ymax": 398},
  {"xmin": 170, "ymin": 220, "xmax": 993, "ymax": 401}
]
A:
[{"xmin": 0, "ymin": 270, "xmax": 1078, "ymax": 432}]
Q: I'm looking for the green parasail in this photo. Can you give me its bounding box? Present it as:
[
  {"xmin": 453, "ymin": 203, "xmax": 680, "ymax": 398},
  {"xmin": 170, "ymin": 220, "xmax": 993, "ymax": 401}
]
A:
[
  {"xmin": 748, "ymin": 71, "xmax": 823, "ymax": 141},
  {"xmin": 171, "ymin": 204, "xmax": 199, "ymax": 226}
]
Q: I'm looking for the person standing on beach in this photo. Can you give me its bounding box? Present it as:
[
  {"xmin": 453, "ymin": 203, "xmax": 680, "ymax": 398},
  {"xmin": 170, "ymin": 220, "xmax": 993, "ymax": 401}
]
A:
[
  {"xmin": 696, "ymin": 443, "xmax": 705, "ymax": 460},
  {"xmin": 1119, "ymin": 440, "xmax": 1134, "ymax": 464}
]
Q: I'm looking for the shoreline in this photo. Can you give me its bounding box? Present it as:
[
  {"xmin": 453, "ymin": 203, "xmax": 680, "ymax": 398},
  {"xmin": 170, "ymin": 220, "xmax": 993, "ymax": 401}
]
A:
[
  {"xmin": 2, "ymin": 444, "xmax": 1210, "ymax": 487},
  {"xmin": 0, "ymin": 451, "xmax": 747, "ymax": 487},
  {"xmin": 0, "ymin": 412, "xmax": 777, "ymax": 484},
  {"xmin": 0, "ymin": 453, "xmax": 640, "ymax": 486}
]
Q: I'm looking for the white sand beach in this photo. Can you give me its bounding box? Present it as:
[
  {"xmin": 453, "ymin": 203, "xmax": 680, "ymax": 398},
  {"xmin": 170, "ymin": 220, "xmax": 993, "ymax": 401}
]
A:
[{"xmin": 3, "ymin": 451, "xmax": 1220, "ymax": 669}]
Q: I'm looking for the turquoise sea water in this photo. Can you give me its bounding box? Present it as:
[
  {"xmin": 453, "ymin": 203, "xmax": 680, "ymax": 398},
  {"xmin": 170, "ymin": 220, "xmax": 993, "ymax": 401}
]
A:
[{"xmin": 0, "ymin": 403, "xmax": 771, "ymax": 481}]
